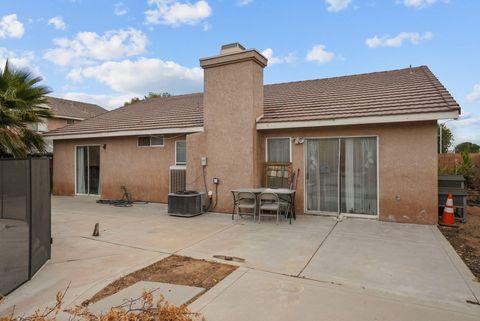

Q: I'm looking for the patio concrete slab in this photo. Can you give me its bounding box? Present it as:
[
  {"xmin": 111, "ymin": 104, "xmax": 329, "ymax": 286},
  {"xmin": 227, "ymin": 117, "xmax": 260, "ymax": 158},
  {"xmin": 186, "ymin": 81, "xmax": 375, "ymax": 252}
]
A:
[
  {"xmin": 300, "ymin": 218, "xmax": 477, "ymax": 305},
  {"xmin": 1, "ymin": 247, "xmax": 166, "ymax": 316},
  {"xmin": 88, "ymin": 281, "xmax": 204, "ymax": 315},
  {"xmin": 2, "ymin": 196, "xmax": 479, "ymax": 320},
  {"xmin": 178, "ymin": 216, "xmax": 336, "ymax": 275},
  {"xmin": 192, "ymin": 269, "xmax": 480, "ymax": 321},
  {"xmin": 81, "ymin": 213, "xmax": 236, "ymax": 254}
]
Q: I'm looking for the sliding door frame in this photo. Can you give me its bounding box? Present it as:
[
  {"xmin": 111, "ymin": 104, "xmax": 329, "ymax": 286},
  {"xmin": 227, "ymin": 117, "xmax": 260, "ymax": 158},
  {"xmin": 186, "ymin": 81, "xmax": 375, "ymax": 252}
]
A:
[
  {"xmin": 303, "ymin": 135, "xmax": 379, "ymax": 219},
  {"xmin": 74, "ymin": 144, "xmax": 101, "ymax": 196}
]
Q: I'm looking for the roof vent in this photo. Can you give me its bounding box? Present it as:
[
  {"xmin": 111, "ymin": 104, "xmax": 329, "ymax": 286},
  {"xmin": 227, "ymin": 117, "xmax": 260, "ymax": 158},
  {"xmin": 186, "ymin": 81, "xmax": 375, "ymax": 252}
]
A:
[{"xmin": 220, "ymin": 43, "xmax": 246, "ymax": 55}]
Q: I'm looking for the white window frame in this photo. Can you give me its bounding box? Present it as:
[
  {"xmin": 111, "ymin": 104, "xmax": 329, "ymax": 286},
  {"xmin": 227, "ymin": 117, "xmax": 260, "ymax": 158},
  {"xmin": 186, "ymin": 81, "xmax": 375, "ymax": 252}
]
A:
[
  {"xmin": 137, "ymin": 135, "xmax": 165, "ymax": 148},
  {"xmin": 175, "ymin": 140, "xmax": 187, "ymax": 166},
  {"xmin": 265, "ymin": 137, "xmax": 292, "ymax": 163},
  {"xmin": 74, "ymin": 144, "xmax": 101, "ymax": 196}
]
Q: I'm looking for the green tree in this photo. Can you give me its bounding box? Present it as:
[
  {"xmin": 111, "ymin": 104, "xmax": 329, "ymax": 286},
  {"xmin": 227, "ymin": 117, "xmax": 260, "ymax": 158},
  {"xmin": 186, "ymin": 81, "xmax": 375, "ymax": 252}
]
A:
[
  {"xmin": 457, "ymin": 151, "xmax": 474, "ymax": 189},
  {"xmin": 0, "ymin": 61, "xmax": 52, "ymax": 158},
  {"xmin": 438, "ymin": 124, "xmax": 453, "ymax": 153},
  {"xmin": 455, "ymin": 141, "xmax": 480, "ymax": 153},
  {"xmin": 123, "ymin": 92, "xmax": 171, "ymax": 106},
  {"xmin": 145, "ymin": 92, "xmax": 171, "ymax": 99},
  {"xmin": 123, "ymin": 96, "xmax": 141, "ymax": 106}
]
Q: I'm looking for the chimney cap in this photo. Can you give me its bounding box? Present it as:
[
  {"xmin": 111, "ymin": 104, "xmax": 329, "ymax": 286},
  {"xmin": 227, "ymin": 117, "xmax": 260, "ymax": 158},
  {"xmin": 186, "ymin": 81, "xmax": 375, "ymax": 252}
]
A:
[
  {"xmin": 220, "ymin": 43, "xmax": 246, "ymax": 55},
  {"xmin": 200, "ymin": 43, "xmax": 267, "ymax": 69}
]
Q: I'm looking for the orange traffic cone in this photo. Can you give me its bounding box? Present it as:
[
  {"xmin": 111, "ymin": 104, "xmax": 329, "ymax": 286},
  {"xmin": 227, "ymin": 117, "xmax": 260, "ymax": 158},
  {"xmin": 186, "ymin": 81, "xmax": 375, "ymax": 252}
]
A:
[{"xmin": 441, "ymin": 193, "xmax": 456, "ymax": 225}]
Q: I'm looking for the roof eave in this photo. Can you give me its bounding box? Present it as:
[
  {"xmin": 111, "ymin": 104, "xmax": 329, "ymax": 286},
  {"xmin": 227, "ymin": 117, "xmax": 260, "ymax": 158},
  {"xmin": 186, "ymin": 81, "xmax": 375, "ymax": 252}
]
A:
[
  {"xmin": 45, "ymin": 126, "xmax": 204, "ymax": 140},
  {"xmin": 256, "ymin": 110, "xmax": 460, "ymax": 130},
  {"xmin": 52, "ymin": 115, "xmax": 85, "ymax": 121}
]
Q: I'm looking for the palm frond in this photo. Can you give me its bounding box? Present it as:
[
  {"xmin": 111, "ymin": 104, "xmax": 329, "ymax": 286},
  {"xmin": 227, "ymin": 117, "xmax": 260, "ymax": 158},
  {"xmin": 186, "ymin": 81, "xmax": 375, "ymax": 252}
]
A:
[{"xmin": 0, "ymin": 60, "xmax": 51, "ymax": 158}]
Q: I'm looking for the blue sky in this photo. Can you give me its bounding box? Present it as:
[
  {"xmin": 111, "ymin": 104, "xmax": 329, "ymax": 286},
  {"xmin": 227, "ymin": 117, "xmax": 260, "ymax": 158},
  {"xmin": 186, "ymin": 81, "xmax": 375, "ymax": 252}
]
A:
[{"xmin": 0, "ymin": 0, "xmax": 478, "ymax": 145}]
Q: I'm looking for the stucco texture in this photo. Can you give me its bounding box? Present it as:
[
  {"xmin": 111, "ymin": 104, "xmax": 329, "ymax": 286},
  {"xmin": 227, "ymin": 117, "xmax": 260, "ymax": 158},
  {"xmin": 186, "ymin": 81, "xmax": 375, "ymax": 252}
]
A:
[
  {"xmin": 52, "ymin": 135, "xmax": 185, "ymax": 202},
  {"xmin": 258, "ymin": 121, "xmax": 438, "ymax": 224},
  {"xmin": 187, "ymin": 57, "xmax": 265, "ymax": 213},
  {"xmin": 47, "ymin": 118, "xmax": 69, "ymax": 131}
]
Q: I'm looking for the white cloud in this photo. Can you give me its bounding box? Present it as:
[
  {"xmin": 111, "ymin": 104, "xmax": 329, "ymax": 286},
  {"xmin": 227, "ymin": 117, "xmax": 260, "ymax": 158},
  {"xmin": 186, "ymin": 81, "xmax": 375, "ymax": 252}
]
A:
[
  {"xmin": 60, "ymin": 92, "xmax": 135, "ymax": 110},
  {"xmin": 325, "ymin": 0, "xmax": 352, "ymax": 12},
  {"xmin": 68, "ymin": 57, "xmax": 203, "ymax": 95},
  {"xmin": 114, "ymin": 2, "xmax": 128, "ymax": 16},
  {"xmin": 305, "ymin": 45, "xmax": 335, "ymax": 64},
  {"xmin": 0, "ymin": 14, "xmax": 25, "ymax": 39},
  {"xmin": 261, "ymin": 48, "xmax": 296, "ymax": 66},
  {"xmin": 48, "ymin": 16, "xmax": 66, "ymax": 30},
  {"xmin": 402, "ymin": 0, "xmax": 437, "ymax": 9},
  {"xmin": 448, "ymin": 112, "xmax": 480, "ymax": 145},
  {"xmin": 237, "ymin": 0, "xmax": 253, "ymax": 6},
  {"xmin": 0, "ymin": 48, "xmax": 41, "ymax": 76},
  {"xmin": 466, "ymin": 84, "xmax": 480, "ymax": 103},
  {"xmin": 366, "ymin": 32, "xmax": 433, "ymax": 48},
  {"xmin": 44, "ymin": 28, "xmax": 148, "ymax": 66},
  {"xmin": 145, "ymin": 0, "xmax": 212, "ymax": 26}
]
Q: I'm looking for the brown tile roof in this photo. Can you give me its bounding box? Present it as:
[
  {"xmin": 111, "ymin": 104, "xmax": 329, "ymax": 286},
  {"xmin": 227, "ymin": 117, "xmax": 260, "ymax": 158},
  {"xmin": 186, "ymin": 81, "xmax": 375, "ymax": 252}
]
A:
[
  {"xmin": 45, "ymin": 66, "xmax": 459, "ymax": 137},
  {"xmin": 259, "ymin": 66, "xmax": 459, "ymax": 123},
  {"xmin": 46, "ymin": 97, "xmax": 107, "ymax": 120},
  {"xmin": 46, "ymin": 93, "xmax": 203, "ymax": 136}
]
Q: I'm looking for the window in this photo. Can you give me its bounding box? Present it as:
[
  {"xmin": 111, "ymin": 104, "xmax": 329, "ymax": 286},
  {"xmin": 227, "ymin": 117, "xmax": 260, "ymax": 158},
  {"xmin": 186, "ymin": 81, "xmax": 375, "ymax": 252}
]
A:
[
  {"xmin": 138, "ymin": 136, "xmax": 151, "ymax": 147},
  {"xmin": 267, "ymin": 138, "xmax": 291, "ymax": 163},
  {"xmin": 67, "ymin": 119, "xmax": 75, "ymax": 125},
  {"xmin": 138, "ymin": 135, "xmax": 164, "ymax": 147},
  {"xmin": 176, "ymin": 141, "xmax": 186, "ymax": 165},
  {"xmin": 150, "ymin": 136, "xmax": 164, "ymax": 146}
]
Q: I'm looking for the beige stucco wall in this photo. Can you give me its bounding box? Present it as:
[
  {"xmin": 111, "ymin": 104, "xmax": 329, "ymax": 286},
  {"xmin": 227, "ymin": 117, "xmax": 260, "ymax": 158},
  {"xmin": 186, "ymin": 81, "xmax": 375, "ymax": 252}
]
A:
[
  {"xmin": 47, "ymin": 118, "xmax": 69, "ymax": 131},
  {"xmin": 52, "ymin": 135, "xmax": 185, "ymax": 202},
  {"xmin": 188, "ymin": 56, "xmax": 265, "ymax": 213},
  {"xmin": 53, "ymin": 120, "xmax": 438, "ymax": 224},
  {"xmin": 258, "ymin": 121, "xmax": 438, "ymax": 224}
]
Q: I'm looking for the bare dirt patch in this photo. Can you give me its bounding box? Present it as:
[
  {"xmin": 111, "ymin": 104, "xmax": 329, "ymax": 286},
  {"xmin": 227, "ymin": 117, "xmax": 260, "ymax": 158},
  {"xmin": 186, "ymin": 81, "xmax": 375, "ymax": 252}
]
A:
[
  {"xmin": 82, "ymin": 255, "xmax": 237, "ymax": 306},
  {"xmin": 439, "ymin": 206, "xmax": 480, "ymax": 280}
]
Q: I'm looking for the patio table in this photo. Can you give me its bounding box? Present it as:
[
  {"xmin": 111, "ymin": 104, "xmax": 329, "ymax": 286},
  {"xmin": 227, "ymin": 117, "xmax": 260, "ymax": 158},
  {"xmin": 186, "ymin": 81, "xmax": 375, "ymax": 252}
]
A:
[{"xmin": 231, "ymin": 188, "xmax": 296, "ymax": 223}]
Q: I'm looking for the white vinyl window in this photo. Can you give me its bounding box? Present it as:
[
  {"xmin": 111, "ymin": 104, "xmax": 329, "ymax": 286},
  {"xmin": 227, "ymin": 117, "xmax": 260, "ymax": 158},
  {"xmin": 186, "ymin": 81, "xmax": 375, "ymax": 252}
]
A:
[
  {"xmin": 267, "ymin": 138, "xmax": 291, "ymax": 163},
  {"xmin": 138, "ymin": 135, "xmax": 164, "ymax": 147},
  {"xmin": 175, "ymin": 141, "xmax": 186, "ymax": 165}
]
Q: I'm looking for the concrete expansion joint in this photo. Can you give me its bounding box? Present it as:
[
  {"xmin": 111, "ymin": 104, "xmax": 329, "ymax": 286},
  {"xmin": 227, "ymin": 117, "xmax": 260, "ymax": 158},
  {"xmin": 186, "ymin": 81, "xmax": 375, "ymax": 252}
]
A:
[
  {"xmin": 194, "ymin": 268, "xmax": 250, "ymax": 313},
  {"xmin": 172, "ymin": 222, "xmax": 239, "ymax": 255},
  {"xmin": 80, "ymin": 236, "xmax": 171, "ymax": 255},
  {"xmin": 296, "ymin": 221, "xmax": 339, "ymax": 277},
  {"xmin": 430, "ymin": 227, "xmax": 480, "ymax": 305}
]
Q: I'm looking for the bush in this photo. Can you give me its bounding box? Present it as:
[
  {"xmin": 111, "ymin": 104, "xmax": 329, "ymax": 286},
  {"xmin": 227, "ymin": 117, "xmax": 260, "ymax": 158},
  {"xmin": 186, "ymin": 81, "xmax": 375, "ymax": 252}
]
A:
[
  {"xmin": 457, "ymin": 151, "xmax": 474, "ymax": 189},
  {"xmin": 0, "ymin": 288, "xmax": 204, "ymax": 321}
]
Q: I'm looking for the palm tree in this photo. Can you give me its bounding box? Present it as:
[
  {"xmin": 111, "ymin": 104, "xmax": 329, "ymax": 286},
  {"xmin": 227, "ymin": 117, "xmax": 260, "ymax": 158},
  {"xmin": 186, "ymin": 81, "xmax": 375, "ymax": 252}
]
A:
[{"xmin": 0, "ymin": 60, "xmax": 52, "ymax": 158}]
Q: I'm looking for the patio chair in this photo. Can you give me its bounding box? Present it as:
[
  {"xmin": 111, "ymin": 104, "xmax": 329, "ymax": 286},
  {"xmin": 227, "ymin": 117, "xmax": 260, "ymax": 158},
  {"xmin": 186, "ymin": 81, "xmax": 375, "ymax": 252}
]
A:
[
  {"xmin": 278, "ymin": 195, "xmax": 293, "ymax": 222},
  {"xmin": 235, "ymin": 192, "xmax": 257, "ymax": 221},
  {"xmin": 259, "ymin": 192, "xmax": 281, "ymax": 224}
]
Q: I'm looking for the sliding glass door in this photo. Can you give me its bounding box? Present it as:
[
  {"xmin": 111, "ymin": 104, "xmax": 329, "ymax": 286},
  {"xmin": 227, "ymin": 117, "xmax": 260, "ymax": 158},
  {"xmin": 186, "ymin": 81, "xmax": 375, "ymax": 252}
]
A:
[
  {"xmin": 306, "ymin": 137, "xmax": 377, "ymax": 216},
  {"xmin": 76, "ymin": 146, "xmax": 100, "ymax": 195},
  {"xmin": 306, "ymin": 138, "xmax": 339, "ymax": 213}
]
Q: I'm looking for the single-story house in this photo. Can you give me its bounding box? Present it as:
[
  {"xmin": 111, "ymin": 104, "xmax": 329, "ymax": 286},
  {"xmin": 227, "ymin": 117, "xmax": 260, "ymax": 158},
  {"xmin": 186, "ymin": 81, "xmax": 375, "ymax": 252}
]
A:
[{"xmin": 45, "ymin": 43, "xmax": 460, "ymax": 224}]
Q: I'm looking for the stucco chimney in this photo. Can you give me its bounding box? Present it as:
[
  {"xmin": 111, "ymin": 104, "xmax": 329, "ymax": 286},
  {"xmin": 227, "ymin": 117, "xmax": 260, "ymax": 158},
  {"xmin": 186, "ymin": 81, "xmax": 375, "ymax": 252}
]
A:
[{"xmin": 192, "ymin": 43, "xmax": 267, "ymax": 212}]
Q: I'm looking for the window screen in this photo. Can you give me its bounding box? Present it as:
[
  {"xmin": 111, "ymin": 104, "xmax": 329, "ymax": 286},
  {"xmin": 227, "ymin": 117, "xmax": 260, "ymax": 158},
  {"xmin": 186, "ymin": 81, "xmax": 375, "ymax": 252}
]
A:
[
  {"xmin": 150, "ymin": 136, "xmax": 164, "ymax": 146},
  {"xmin": 176, "ymin": 141, "xmax": 186, "ymax": 165},
  {"xmin": 138, "ymin": 136, "xmax": 150, "ymax": 146},
  {"xmin": 267, "ymin": 138, "xmax": 291, "ymax": 162}
]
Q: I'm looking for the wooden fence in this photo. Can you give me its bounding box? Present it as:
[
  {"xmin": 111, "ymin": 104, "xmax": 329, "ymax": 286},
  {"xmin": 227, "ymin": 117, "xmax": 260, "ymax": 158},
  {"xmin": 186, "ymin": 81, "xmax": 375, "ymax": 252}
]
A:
[{"xmin": 438, "ymin": 153, "xmax": 480, "ymax": 190}]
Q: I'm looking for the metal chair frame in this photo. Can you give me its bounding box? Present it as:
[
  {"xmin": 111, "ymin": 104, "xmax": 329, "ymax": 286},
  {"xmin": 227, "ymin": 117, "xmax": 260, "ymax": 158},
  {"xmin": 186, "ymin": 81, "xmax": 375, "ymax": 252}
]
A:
[
  {"xmin": 235, "ymin": 192, "xmax": 257, "ymax": 222},
  {"xmin": 258, "ymin": 192, "xmax": 281, "ymax": 224}
]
